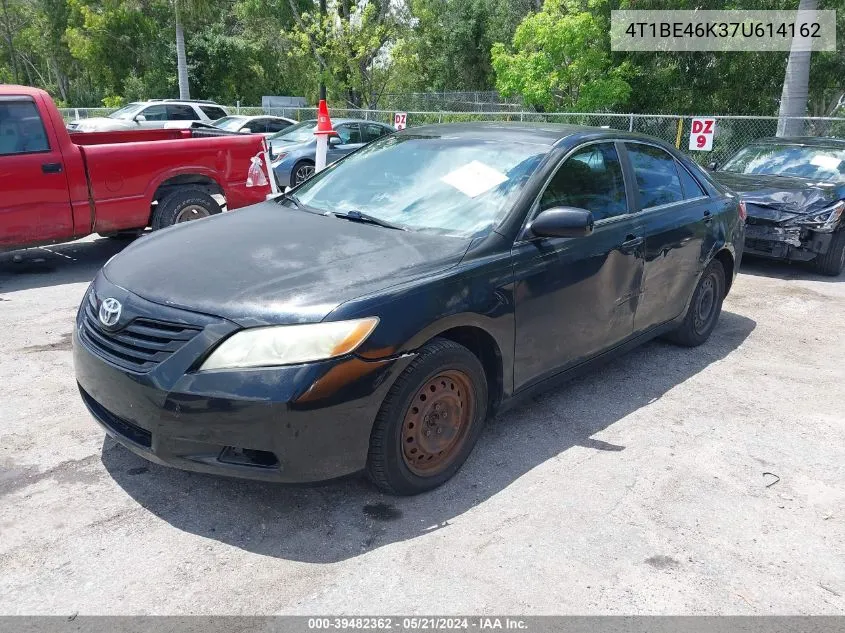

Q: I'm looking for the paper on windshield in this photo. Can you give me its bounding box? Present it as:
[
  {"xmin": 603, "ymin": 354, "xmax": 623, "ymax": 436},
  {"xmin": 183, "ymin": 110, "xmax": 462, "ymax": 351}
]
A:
[
  {"xmin": 810, "ymin": 154, "xmax": 842, "ymax": 171},
  {"xmin": 440, "ymin": 160, "xmax": 508, "ymax": 198}
]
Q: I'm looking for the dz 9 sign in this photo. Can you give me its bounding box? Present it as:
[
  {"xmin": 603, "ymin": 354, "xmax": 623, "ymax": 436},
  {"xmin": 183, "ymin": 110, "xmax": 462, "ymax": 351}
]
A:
[
  {"xmin": 394, "ymin": 112, "xmax": 408, "ymax": 130},
  {"xmin": 689, "ymin": 118, "xmax": 715, "ymax": 151}
]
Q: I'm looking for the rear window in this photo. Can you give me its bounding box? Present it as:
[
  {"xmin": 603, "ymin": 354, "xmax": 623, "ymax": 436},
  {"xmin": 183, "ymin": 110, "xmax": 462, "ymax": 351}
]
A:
[
  {"xmin": 626, "ymin": 143, "xmax": 685, "ymax": 209},
  {"xmin": 0, "ymin": 99, "xmax": 49, "ymax": 155}
]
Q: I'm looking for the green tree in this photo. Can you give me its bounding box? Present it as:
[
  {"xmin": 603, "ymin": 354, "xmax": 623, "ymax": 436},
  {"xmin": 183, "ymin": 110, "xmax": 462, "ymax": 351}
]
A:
[{"xmin": 491, "ymin": 0, "xmax": 631, "ymax": 111}]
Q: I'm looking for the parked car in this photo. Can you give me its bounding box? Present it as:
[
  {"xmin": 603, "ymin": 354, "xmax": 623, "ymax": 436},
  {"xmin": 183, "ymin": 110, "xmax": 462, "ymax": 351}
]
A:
[
  {"xmin": 0, "ymin": 86, "xmax": 271, "ymax": 251},
  {"xmin": 268, "ymin": 118, "xmax": 394, "ymax": 187},
  {"xmin": 74, "ymin": 123, "xmax": 743, "ymax": 495},
  {"xmin": 66, "ymin": 99, "xmax": 229, "ymax": 133},
  {"xmin": 711, "ymin": 137, "xmax": 845, "ymax": 275},
  {"xmin": 211, "ymin": 115, "xmax": 296, "ymax": 135}
]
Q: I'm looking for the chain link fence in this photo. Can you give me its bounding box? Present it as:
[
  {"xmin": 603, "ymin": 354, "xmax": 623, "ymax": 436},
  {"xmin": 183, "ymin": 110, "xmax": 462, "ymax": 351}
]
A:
[{"xmin": 60, "ymin": 106, "xmax": 845, "ymax": 165}]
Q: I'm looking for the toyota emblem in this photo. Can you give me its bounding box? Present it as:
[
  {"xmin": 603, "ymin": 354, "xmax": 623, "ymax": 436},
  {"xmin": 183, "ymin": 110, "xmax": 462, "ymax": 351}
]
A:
[{"xmin": 98, "ymin": 297, "xmax": 122, "ymax": 328}]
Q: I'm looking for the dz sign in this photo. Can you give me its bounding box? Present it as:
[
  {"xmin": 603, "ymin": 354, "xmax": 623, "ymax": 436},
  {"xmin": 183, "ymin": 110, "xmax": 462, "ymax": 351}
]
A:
[{"xmin": 689, "ymin": 118, "xmax": 715, "ymax": 151}]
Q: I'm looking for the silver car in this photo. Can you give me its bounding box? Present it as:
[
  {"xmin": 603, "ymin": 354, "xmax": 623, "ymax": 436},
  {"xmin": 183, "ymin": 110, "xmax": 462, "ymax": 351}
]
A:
[
  {"xmin": 211, "ymin": 115, "xmax": 296, "ymax": 135},
  {"xmin": 269, "ymin": 118, "xmax": 394, "ymax": 187}
]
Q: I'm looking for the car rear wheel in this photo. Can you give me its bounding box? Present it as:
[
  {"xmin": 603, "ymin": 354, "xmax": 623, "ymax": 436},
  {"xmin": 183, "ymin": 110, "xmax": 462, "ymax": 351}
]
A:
[
  {"xmin": 292, "ymin": 161, "xmax": 315, "ymax": 186},
  {"xmin": 366, "ymin": 338, "xmax": 488, "ymax": 495},
  {"xmin": 814, "ymin": 229, "xmax": 845, "ymax": 276},
  {"xmin": 664, "ymin": 259, "xmax": 725, "ymax": 347},
  {"xmin": 151, "ymin": 188, "xmax": 222, "ymax": 231}
]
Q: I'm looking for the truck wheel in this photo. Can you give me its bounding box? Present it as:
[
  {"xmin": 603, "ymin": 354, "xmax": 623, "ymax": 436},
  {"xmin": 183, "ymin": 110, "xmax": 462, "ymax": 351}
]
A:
[
  {"xmin": 814, "ymin": 229, "xmax": 845, "ymax": 276},
  {"xmin": 366, "ymin": 338, "xmax": 488, "ymax": 496},
  {"xmin": 664, "ymin": 259, "xmax": 725, "ymax": 347},
  {"xmin": 152, "ymin": 188, "xmax": 221, "ymax": 231}
]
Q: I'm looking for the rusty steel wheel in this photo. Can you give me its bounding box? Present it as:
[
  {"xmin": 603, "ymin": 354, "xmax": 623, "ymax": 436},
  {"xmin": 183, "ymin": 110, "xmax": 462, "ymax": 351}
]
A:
[
  {"xmin": 366, "ymin": 337, "xmax": 488, "ymax": 495},
  {"xmin": 401, "ymin": 370, "xmax": 475, "ymax": 476}
]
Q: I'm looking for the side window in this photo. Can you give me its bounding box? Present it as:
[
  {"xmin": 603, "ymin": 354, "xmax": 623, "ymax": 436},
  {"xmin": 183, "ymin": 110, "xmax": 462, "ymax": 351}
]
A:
[
  {"xmin": 539, "ymin": 142, "xmax": 628, "ymax": 221},
  {"xmin": 626, "ymin": 143, "xmax": 684, "ymax": 208},
  {"xmin": 140, "ymin": 105, "xmax": 167, "ymax": 121},
  {"xmin": 335, "ymin": 124, "xmax": 362, "ymax": 144},
  {"xmin": 166, "ymin": 105, "xmax": 199, "ymax": 121},
  {"xmin": 266, "ymin": 119, "xmax": 291, "ymax": 133},
  {"xmin": 200, "ymin": 106, "xmax": 227, "ymax": 120},
  {"xmin": 243, "ymin": 119, "xmax": 265, "ymax": 133},
  {"xmin": 362, "ymin": 124, "xmax": 387, "ymax": 143},
  {"xmin": 678, "ymin": 161, "xmax": 707, "ymax": 199},
  {"xmin": 0, "ymin": 99, "xmax": 49, "ymax": 155}
]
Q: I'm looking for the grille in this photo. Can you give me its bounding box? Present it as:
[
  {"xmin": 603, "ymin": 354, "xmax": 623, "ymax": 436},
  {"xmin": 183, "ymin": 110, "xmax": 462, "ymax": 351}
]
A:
[
  {"xmin": 80, "ymin": 291, "xmax": 201, "ymax": 373},
  {"xmin": 79, "ymin": 386, "xmax": 153, "ymax": 448}
]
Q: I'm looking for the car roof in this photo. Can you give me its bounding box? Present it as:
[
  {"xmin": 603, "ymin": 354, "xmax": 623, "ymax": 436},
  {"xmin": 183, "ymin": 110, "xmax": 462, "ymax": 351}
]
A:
[
  {"xmin": 393, "ymin": 121, "xmax": 672, "ymax": 147},
  {"xmin": 748, "ymin": 136, "xmax": 845, "ymax": 148}
]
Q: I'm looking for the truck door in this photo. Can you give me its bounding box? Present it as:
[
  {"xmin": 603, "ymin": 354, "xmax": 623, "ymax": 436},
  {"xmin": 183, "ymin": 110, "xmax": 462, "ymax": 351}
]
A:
[{"xmin": 0, "ymin": 95, "xmax": 72, "ymax": 249}]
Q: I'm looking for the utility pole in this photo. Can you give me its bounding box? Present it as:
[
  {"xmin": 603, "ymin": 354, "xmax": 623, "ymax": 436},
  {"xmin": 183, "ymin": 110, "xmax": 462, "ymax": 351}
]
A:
[{"xmin": 318, "ymin": 0, "xmax": 327, "ymax": 102}]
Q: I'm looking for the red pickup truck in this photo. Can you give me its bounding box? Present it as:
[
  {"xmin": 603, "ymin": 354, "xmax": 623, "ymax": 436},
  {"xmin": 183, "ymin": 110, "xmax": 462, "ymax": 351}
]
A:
[{"xmin": 0, "ymin": 85, "xmax": 272, "ymax": 251}]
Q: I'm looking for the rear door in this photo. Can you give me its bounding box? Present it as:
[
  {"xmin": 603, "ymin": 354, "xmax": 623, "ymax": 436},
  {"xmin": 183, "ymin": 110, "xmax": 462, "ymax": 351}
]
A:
[
  {"xmin": 626, "ymin": 142, "xmax": 713, "ymax": 334},
  {"xmin": 166, "ymin": 104, "xmax": 200, "ymax": 126},
  {"xmin": 0, "ymin": 95, "xmax": 72, "ymax": 248},
  {"xmin": 512, "ymin": 141, "xmax": 645, "ymax": 390}
]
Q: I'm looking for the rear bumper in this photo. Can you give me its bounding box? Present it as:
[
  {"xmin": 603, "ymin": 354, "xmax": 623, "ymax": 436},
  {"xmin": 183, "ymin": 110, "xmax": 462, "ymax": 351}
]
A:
[
  {"xmin": 225, "ymin": 181, "xmax": 272, "ymax": 211},
  {"xmin": 743, "ymin": 223, "xmax": 833, "ymax": 262}
]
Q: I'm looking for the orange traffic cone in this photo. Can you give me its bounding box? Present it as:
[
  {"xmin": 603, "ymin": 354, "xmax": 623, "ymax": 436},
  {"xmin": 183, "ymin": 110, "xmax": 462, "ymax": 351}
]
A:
[{"xmin": 315, "ymin": 99, "xmax": 334, "ymax": 135}]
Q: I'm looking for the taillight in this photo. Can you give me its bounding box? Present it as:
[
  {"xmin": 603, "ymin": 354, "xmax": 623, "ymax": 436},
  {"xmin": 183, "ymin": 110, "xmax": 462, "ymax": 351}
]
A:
[{"xmin": 738, "ymin": 200, "xmax": 747, "ymax": 222}]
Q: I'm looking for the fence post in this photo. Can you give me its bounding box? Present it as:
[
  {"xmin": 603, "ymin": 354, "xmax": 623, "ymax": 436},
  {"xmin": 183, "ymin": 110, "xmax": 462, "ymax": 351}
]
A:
[
  {"xmin": 629, "ymin": 114, "xmax": 634, "ymax": 132},
  {"xmin": 236, "ymin": 100, "xmax": 240, "ymax": 115},
  {"xmin": 675, "ymin": 118, "xmax": 684, "ymax": 148},
  {"xmin": 74, "ymin": 108, "xmax": 80, "ymax": 121}
]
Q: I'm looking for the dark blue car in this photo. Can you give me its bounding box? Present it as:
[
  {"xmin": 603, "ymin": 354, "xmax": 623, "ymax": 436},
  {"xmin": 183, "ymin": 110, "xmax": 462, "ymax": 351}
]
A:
[{"xmin": 74, "ymin": 123, "xmax": 744, "ymax": 495}]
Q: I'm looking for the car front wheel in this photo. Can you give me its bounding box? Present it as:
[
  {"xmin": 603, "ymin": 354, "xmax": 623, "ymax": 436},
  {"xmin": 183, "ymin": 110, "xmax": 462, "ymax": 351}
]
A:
[
  {"xmin": 814, "ymin": 229, "xmax": 845, "ymax": 276},
  {"xmin": 292, "ymin": 161, "xmax": 315, "ymax": 186},
  {"xmin": 366, "ymin": 338, "xmax": 488, "ymax": 495}
]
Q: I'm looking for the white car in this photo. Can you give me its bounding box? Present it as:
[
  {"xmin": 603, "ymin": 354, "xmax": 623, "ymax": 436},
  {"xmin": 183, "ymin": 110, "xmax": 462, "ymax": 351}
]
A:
[
  {"xmin": 66, "ymin": 100, "xmax": 229, "ymax": 133},
  {"xmin": 211, "ymin": 115, "xmax": 297, "ymax": 135}
]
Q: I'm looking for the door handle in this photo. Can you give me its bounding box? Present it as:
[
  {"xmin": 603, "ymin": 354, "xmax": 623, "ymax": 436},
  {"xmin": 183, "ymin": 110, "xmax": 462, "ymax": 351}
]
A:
[
  {"xmin": 42, "ymin": 162, "xmax": 63, "ymax": 174},
  {"xmin": 619, "ymin": 235, "xmax": 644, "ymax": 254},
  {"xmin": 703, "ymin": 210, "xmax": 713, "ymax": 223}
]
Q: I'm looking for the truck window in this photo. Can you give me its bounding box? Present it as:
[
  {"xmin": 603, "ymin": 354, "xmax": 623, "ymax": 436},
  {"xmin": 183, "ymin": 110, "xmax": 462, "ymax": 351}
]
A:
[
  {"xmin": 140, "ymin": 104, "xmax": 168, "ymax": 121},
  {"xmin": 200, "ymin": 105, "xmax": 228, "ymax": 120},
  {"xmin": 0, "ymin": 99, "xmax": 49, "ymax": 155}
]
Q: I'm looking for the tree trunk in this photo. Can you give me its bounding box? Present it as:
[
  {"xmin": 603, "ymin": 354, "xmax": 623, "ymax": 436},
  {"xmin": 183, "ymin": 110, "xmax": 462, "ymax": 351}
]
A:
[
  {"xmin": 1, "ymin": 0, "xmax": 18, "ymax": 83},
  {"xmin": 175, "ymin": 1, "xmax": 190, "ymax": 99},
  {"xmin": 777, "ymin": 0, "xmax": 817, "ymax": 137}
]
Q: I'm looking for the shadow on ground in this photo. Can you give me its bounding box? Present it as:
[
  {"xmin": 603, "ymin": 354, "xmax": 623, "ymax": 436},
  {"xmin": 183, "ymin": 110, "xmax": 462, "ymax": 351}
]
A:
[
  {"xmin": 739, "ymin": 254, "xmax": 844, "ymax": 283},
  {"xmin": 102, "ymin": 310, "xmax": 756, "ymax": 564},
  {"xmin": 0, "ymin": 236, "xmax": 138, "ymax": 294}
]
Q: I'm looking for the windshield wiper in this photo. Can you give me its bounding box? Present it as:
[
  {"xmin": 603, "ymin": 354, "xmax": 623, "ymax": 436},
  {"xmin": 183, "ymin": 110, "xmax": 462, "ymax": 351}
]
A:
[
  {"xmin": 277, "ymin": 192, "xmax": 302, "ymax": 208},
  {"xmin": 329, "ymin": 210, "xmax": 407, "ymax": 231}
]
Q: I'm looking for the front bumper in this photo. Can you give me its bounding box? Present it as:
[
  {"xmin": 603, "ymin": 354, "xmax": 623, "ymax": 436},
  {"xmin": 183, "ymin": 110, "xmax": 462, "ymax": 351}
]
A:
[
  {"xmin": 743, "ymin": 223, "xmax": 834, "ymax": 262},
  {"xmin": 73, "ymin": 281, "xmax": 412, "ymax": 483}
]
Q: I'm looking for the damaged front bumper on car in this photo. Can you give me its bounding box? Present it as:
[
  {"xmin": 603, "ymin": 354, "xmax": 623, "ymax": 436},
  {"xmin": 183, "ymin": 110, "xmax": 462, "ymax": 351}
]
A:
[{"xmin": 744, "ymin": 200, "xmax": 845, "ymax": 262}]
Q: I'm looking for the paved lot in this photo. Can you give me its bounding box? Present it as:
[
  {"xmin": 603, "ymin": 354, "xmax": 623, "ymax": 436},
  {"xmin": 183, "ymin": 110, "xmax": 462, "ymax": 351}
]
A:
[{"xmin": 0, "ymin": 236, "xmax": 843, "ymax": 615}]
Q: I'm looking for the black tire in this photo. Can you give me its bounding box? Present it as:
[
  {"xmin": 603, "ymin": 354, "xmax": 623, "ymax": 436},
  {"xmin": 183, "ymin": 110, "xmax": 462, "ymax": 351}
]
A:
[
  {"xmin": 291, "ymin": 160, "xmax": 315, "ymax": 186},
  {"xmin": 664, "ymin": 259, "xmax": 725, "ymax": 347},
  {"xmin": 366, "ymin": 338, "xmax": 488, "ymax": 495},
  {"xmin": 151, "ymin": 188, "xmax": 221, "ymax": 231},
  {"xmin": 814, "ymin": 229, "xmax": 845, "ymax": 276}
]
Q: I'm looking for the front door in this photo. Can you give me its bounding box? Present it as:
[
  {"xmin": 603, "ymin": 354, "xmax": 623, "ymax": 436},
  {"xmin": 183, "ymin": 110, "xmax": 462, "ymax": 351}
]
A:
[
  {"xmin": 327, "ymin": 123, "xmax": 364, "ymax": 163},
  {"xmin": 512, "ymin": 141, "xmax": 645, "ymax": 391},
  {"xmin": 624, "ymin": 143, "xmax": 713, "ymax": 334},
  {"xmin": 0, "ymin": 96, "xmax": 72, "ymax": 248}
]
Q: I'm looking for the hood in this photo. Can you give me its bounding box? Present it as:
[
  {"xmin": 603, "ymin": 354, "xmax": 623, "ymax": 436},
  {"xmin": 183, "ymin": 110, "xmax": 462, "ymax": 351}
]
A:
[
  {"xmin": 712, "ymin": 171, "xmax": 843, "ymax": 223},
  {"xmin": 70, "ymin": 117, "xmax": 133, "ymax": 132},
  {"xmin": 103, "ymin": 202, "xmax": 472, "ymax": 326}
]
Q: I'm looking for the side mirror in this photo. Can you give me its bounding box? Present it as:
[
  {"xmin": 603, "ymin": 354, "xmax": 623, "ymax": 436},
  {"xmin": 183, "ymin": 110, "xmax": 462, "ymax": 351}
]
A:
[
  {"xmin": 528, "ymin": 207, "xmax": 594, "ymax": 239},
  {"xmin": 134, "ymin": 114, "xmax": 146, "ymax": 122},
  {"xmin": 328, "ymin": 136, "xmax": 342, "ymax": 146},
  {"xmin": 239, "ymin": 128, "xmax": 252, "ymax": 134},
  {"xmin": 707, "ymin": 161, "xmax": 718, "ymax": 170}
]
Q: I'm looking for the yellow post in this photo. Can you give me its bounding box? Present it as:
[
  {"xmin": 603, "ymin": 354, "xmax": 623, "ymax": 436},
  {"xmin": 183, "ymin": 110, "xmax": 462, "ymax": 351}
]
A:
[{"xmin": 675, "ymin": 118, "xmax": 684, "ymax": 149}]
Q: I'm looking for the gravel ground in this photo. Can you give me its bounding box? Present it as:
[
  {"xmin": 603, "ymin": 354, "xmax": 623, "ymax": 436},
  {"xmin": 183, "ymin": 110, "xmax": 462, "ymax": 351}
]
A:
[{"xmin": 0, "ymin": 236, "xmax": 843, "ymax": 615}]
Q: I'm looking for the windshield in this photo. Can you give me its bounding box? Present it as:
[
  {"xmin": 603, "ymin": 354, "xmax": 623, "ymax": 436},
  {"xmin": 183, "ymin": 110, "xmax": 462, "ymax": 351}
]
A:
[
  {"xmin": 268, "ymin": 120, "xmax": 317, "ymax": 144},
  {"xmin": 291, "ymin": 134, "xmax": 548, "ymax": 237},
  {"xmin": 212, "ymin": 116, "xmax": 247, "ymax": 131},
  {"xmin": 107, "ymin": 103, "xmax": 145, "ymax": 120},
  {"xmin": 722, "ymin": 144, "xmax": 845, "ymax": 182}
]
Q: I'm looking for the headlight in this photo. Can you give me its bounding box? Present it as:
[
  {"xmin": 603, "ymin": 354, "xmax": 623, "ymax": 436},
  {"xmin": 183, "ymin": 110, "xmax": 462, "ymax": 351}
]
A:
[
  {"xmin": 792, "ymin": 200, "xmax": 845, "ymax": 231},
  {"xmin": 272, "ymin": 152, "xmax": 288, "ymax": 164},
  {"xmin": 199, "ymin": 317, "xmax": 379, "ymax": 371}
]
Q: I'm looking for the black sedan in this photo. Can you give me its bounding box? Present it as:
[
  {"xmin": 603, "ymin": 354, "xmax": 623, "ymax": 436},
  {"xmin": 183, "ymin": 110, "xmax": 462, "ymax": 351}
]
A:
[
  {"xmin": 74, "ymin": 123, "xmax": 744, "ymax": 495},
  {"xmin": 712, "ymin": 137, "xmax": 845, "ymax": 275}
]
